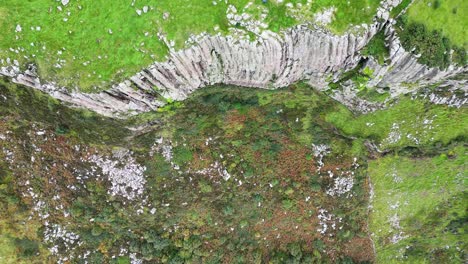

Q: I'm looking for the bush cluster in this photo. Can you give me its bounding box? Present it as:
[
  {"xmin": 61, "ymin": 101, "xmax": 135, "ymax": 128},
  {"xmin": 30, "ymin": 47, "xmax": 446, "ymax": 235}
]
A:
[
  {"xmin": 397, "ymin": 16, "xmax": 467, "ymax": 69},
  {"xmin": 362, "ymin": 31, "xmax": 390, "ymax": 65}
]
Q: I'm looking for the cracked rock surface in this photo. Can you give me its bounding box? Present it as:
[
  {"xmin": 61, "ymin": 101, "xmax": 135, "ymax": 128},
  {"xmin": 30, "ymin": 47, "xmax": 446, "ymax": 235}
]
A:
[{"xmin": 1, "ymin": 1, "xmax": 465, "ymax": 117}]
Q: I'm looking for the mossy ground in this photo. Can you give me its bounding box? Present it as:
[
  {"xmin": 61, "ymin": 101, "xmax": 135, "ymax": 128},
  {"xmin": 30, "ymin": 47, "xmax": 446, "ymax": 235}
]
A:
[
  {"xmin": 0, "ymin": 0, "xmax": 381, "ymax": 91},
  {"xmin": 369, "ymin": 146, "xmax": 467, "ymax": 263},
  {"xmin": 361, "ymin": 31, "xmax": 389, "ymax": 65},
  {"xmin": 325, "ymin": 96, "xmax": 467, "ymax": 150}
]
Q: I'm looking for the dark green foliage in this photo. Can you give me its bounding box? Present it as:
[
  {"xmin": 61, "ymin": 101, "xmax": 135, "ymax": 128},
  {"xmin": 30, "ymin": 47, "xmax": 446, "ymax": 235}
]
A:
[
  {"xmin": 356, "ymin": 87, "xmax": 390, "ymax": 103},
  {"xmin": 0, "ymin": 77, "xmax": 131, "ymax": 145},
  {"xmin": 14, "ymin": 238, "xmax": 39, "ymax": 257},
  {"xmin": 328, "ymin": 59, "xmax": 369, "ymax": 91},
  {"xmin": 398, "ymin": 18, "xmax": 449, "ymax": 68},
  {"xmin": 397, "ymin": 16, "xmax": 467, "ymax": 69},
  {"xmin": 172, "ymin": 146, "xmax": 193, "ymax": 165},
  {"xmin": 433, "ymin": 0, "xmax": 440, "ymax": 9},
  {"xmin": 452, "ymin": 46, "xmax": 467, "ymax": 66},
  {"xmin": 362, "ymin": 30, "xmax": 389, "ymax": 64}
]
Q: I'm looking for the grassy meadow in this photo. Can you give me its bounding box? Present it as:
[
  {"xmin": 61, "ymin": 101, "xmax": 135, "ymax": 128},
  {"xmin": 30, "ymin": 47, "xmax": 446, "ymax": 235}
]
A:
[
  {"xmin": 406, "ymin": 0, "xmax": 467, "ymax": 48},
  {"xmin": 0, "ymin": 0, "xmax": 381, "ymax": 91},
  {"xmin": 369, "ymin": 146, "xmax": 467, "ymax": 263}
]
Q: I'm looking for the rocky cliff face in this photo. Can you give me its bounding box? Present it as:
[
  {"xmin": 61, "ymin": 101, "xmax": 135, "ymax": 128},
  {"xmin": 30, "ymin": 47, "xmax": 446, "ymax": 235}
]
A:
[
  {"xmin": 1, "ymin": 1, "xmax": 465, "ymax": 118},
  {"xmin": 365, "ymin": 24, "xmax": 466, "ymax": 97},
  {"xmin": 1, "ymin": 24, "xmax": 382, "ymax": 117}
]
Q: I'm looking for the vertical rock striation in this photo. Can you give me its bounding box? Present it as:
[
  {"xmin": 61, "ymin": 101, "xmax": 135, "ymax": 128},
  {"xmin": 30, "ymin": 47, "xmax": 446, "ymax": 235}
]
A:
[
  {"xmin": 1, "ymin": 24, "xmax": 383, "ymax": 117},
  {"xmin": 365, "ymin": 24, "xmax": 466, "ymax": 96},
  {"xmin": 129, "ymin": 24, "xmax": 381, "ymax": 100},
  {"xmin": 1, "ymin": 1, "xmax": 465, "ymax": 117}
]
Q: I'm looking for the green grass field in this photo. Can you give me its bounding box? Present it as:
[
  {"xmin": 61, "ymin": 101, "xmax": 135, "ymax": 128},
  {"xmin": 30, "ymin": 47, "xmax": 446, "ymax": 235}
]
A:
[
  {"xmin": 325, "ymin": 96, "xmax": 468, "ymax": 150},
  {"xmin": 369, "ymin": 145, "xmax": 467, "ymax": 263},
  {"xmin": 406, "ymin": 0, "xmax": 467, "ymax": 48},
  {"xmin": 0, "ymin": 0, "xmax": 380, "ymax": 92}
]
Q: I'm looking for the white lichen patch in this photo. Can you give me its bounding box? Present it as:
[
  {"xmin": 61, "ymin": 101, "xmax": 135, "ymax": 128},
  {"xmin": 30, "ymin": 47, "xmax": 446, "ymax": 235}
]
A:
[
  {"xmin": 326, "ymin": 176, "xmax": 354, "ymax": 196},
  {"xmin": 89, "ymin": 149, "xmax": 146, "ymax": 200},
  {"xmin": 312, "ymin": 143, "xmax": 330, "ymax": 171},
  {"xmin": 425, "ymin": 92, "xmax": 467, "ymax": 108},
  {"xmin": 161, "ymin": 144, "xmax": 173, "ymax": 162},
  {"xmin": 388, "ymin": 167, "xmax": 402, "ymax": 183},
  {"xmin": 193, "ymin": 161, "xmax": 232, "ymax": 181},
  {"xmin": 388, "ymin": 213, "xmax": 407, "ymax": 243},
  {"xmin": 380, "ymin": 115, "xmax": 442, "ymax": 148},
  {"xmin": 226, "ymin": 3, "xmax": 268, "ymax": 37},
  {"xmin": 44, "ymin": 224, "xmax": 82, "ymax": 264},
  {"xmin": 130, "ymin": 253, "xmax": 143, "ymax": 264},
  {"xmin": 382, "ymin": 122, "xmax": 401, "ymax": 146},
  {"xmin": 313, "ymin": 7, "xmax": 336, "ymax": 25},
  {"xmin": 150, "ymin": 137, "xmax": 184, "ymax": 170},
  {"xmin": 317, "ymin": 208, "xmax": 343, "ymax": 236}
]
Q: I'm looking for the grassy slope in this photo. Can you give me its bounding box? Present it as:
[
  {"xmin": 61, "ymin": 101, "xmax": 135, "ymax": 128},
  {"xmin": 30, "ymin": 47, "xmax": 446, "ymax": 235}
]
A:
[
  {"xmin": 0, "ymin": 0, "xmax": 380, "ymax": 92},
  {"xmin": 325, "ymin": 91, "xmax": 467, "ymax": 262},
  {"xmin": 0, "ymin": 78, "xmax": 130, "ymax": 145},
  {"xmin": 369, "ymin": 146, "xmax": 467, "ymax": 263},
  {"xmin": 325, "ymin": 97, "xmax": 467, "ymax": 150},
  {"xmin": 406, "ymin": 0, "xmax": 467, "ymax": 48},
  {"xmin": 0, "ymin": 208, "xmax": 49, "ymax": 264}
]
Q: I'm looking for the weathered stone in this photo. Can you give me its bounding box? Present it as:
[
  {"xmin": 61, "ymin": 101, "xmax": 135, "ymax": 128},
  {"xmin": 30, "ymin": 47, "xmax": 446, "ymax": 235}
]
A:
[
  {"xmin": 1, "ymin": 1, "xmax": 465, "ymax": 118},
  {"xmin": 0, "ymin": 24, "xmax": 376, "ymax": 117},
  {"xmin": 365, "ymin": 24, "xmax": 466, "ymax": 98}
]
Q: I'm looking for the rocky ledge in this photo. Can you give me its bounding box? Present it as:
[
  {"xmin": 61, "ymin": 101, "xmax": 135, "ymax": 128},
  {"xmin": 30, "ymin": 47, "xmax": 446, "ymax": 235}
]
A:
[{"xmin": 1, "ymin": 0, "xmax": 466, "ymax": 117}]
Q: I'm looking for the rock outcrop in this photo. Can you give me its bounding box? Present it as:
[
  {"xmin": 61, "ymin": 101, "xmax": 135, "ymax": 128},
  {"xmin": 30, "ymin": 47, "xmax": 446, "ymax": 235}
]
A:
[
  {"xmin": 1, "ymin": 0, "xmax": 466, "ymax": 117},
  {"xmin": 1, "ymin": 24, "xmax": 383, "ymax": 117},
  {"xmin": 365, "ymin": 25, "xmax": 466, "ymax": 97}
]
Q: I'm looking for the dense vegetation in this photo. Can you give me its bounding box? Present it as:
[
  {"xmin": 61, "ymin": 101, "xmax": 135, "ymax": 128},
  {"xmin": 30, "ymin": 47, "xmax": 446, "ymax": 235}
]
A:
[
  {"xmin": 396, "ymin": 0, "xmax": 467, "ymax": 69},
  {"xmin": 397, "ymin": 16, "xmax": 465, "ymax": 69},
  {"xmin": 405, "ymin": 0, "xmax": 467, "ymax": 48},
  {"xmin": 1, "ymin": 77, "xmax": 466, "ymax": 263},
  {"xmin": 0, "ymin": 81, "xmax": 374, "ymax": 263},
  {"xmin": 361, "ymin": 31, "xmax": 389, "ymax": 65}
]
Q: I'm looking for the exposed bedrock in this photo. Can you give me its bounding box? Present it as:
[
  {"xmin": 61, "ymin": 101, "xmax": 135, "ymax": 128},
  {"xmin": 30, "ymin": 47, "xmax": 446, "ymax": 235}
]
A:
[
  {"xmin": 1, "ymin": 24, "xmax": 381, "ymax": 117},
  {"xmin": 1, "ymin": 22, "xmax": 466, "ymax": 117},
  {"xmin": 365, "ymin": 24, "xmax": 467, "ymax": 96}
]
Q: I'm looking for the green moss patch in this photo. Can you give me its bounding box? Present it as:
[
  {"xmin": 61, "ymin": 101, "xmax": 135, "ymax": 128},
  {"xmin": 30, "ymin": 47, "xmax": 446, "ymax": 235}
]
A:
[{"xmin": 369, "ymin": 145, "xmax": 467, "ymax": 263}]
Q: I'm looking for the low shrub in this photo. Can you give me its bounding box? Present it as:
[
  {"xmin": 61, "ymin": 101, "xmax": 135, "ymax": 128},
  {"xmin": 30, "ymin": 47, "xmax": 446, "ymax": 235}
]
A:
[{"xmin": 397, "ymin": 16, "xmax": 467, "ymax": 68}]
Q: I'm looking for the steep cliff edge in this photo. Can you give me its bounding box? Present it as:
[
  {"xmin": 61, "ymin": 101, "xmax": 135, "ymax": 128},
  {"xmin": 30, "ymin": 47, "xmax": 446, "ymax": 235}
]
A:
[
  {"xmin": 1, "ymin": 1, "xmax": 465, "ymax": 117},
  {"xmin": 0, "ymin": 23, "xmax": 381, "ymax": 117},
  {"xmin": 365, "ymin": 24, "xmax": 466, "ymax": 95}
]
